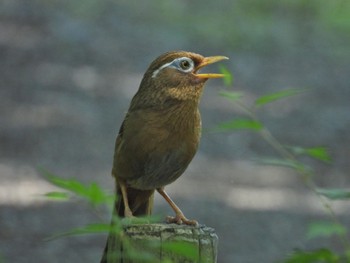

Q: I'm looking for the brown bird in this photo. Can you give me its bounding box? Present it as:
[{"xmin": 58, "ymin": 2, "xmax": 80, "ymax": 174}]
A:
[{"xmin": 112, "ymin": 51, "xmax": 228, "ymax": 225}]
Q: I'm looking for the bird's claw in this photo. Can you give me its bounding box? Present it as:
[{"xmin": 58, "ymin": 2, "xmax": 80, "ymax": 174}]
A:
[{"xmin": 166, "ymin": 214, "xmax": 198, "ymax": 226}]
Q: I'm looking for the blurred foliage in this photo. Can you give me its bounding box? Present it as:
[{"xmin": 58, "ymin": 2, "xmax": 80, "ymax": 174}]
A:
[
  {"xmin": 216, "ymin": 119, "xmax": 263, "ymax": 132},
  {"xmin": 41, "ymin": 168, "xmax": 114, "ymax": 207},
  {"xmin": 307, "ymin": 222, "xmax": 347, "ymax": 240},
  {"xmin": 254, "ymin": 88, "xmax": 308, "ymax": 107},
  {"xmin": 285, "ymin": 146, "xmax": 331, "ymax": 163},
  {"xmin": 317, "ymin": 188, "xmax": 350, "ymax": 201},
  {"xmin": 162, "ymin": 242, "xmax": 199, "ymax": 262},
  {"xmin": 284, "ymin": 249, "xmax": 340, "ymax": 263},
  {"xmin": 218, "ymin": 69, "xmax": 350, "ymax": 263},
  {"xmin": 5, "ymin": 0, "xmax": 348, "ymax": 61},
  {"xmin": 219, "ymin": 65, "xmax": 234, "ymax": 87},
  {"xmin": 41, "ymin": 170, "xmax": 201, "ymax": 262},
  {"xmin": 256, "ymin": 158, "xmax": 310, "ymax": 174}
]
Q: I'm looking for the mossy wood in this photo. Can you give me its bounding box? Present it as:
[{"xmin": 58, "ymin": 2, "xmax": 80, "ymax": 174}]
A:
[{"xmin": 101, "ymin": 223, "xmax": 218, "ymax": 263}]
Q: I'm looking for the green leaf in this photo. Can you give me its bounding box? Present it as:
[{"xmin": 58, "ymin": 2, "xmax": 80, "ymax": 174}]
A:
[
  {"xmin": 219, "ymin": 90, "xmax": 243, "ymax": 103},
  {"xmin": 87, "ymin": 182, "xmax": 115, "ymax": 206},
  {"xmin": 216, "ymin": 119, "xmax": 263, "ymax": 131},
  {"xmin": 162, "ymin": 241, "xmax": 199, "ymax": 261},
  {"xmin": 316, "ymin": 188, "xmax": 350, "ymax": 200},
  {"xmin": 44, "ymin": 191, "xmax": 70, "ymax": 201},
  {"xmin": 219, "ymin": 65, "xmax": 233, "ymax": 86},
  {"xmin": 255, "ymin": 88, "xmax": 307, "ymax": 107},
  {"xmin": 41, "ymin": 169, "xmax": 89, "ymax": 194},
  {"xmin": 40, "ymin": 169, "xmax": 114, "ymax": 206},
  {"xmin": 307, "ymin": 222, "xmax": 347, "ymax": 239},
  {"xmin": 306, "ymin": 147, "xmax": 331, "ymax": 163},
  {"xmin": 284, "ymin": 249, "xmax": 339, "ymax": 263},
  {"xmin": 288, "ymin": 146, "xmax": 331, "ymax": 163}
]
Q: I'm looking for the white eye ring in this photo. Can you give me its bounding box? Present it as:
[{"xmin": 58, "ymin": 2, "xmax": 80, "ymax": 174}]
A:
[
  {"xmin": 174, "ymin": 57, "xmax": 194, "ymax": 73},
  {"xmin": 152, "ymin": 57, "xmax": 195, "ymax": 78}
]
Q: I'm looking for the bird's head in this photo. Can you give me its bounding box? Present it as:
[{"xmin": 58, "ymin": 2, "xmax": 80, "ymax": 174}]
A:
[{"xmin": 132, "ymin": 51, "xmax": 228, "ymax": 108}]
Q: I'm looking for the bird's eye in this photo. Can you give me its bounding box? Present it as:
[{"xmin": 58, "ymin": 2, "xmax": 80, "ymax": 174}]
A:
[
  {"xmin": 180, "ymin": 60, "xmax": 191, "ymax": 70},
  {"xmin": 176, "ymin": 58, "xmax": 194, "ymax": 73}
]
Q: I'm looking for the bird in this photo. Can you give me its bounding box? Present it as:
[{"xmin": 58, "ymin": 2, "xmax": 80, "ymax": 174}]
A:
[{"xmin": 111, "ymin": 51, "xmax": 228, "ymax": 226}]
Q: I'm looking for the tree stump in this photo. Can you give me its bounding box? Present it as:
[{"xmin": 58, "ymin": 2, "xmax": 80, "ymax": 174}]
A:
[{"xmin": 101, "ymin": 223, "xmax": 218, "ymax": 263}]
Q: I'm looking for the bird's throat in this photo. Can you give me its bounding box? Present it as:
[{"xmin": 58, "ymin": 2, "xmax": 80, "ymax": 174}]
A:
[{"xmin": 161, "ymin": 100, "xmax": 201, "ymax": 135}]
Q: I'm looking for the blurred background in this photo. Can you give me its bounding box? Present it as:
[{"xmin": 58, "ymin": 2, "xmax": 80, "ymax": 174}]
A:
[{"xmin": 1, "ymin": 0, "xmax": 350, "ymax": 262}]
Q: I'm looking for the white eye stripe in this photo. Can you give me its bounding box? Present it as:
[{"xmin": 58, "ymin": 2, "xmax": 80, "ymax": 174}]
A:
[
  {"xmin": 152, "ymin": 57, "xmax": 194, "ymax": 78},
  {"xmin": 152, "ymin": 61, "xmax": 174, "ymax": 78}
]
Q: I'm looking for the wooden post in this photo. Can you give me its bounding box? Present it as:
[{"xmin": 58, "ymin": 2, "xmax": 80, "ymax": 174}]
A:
[{"xmin": 101, "ymin": 223, "xmax": 218, "ymax": 263}]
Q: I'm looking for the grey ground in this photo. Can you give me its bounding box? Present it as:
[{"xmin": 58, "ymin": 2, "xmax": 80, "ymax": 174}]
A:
[{"xmin": 1, "ymin": 1, "xmax": 350, "ymax": 263}]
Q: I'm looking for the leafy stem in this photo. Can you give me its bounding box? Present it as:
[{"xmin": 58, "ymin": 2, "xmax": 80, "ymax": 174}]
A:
[{"xmin": 218, "ymin": 67, "xmax": 350, "ymax": 260}]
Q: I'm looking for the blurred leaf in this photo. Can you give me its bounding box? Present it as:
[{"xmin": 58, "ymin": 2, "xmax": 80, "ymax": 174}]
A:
[
  {"xmin": 306, "ymin": 147, "xmax": 332, "ymax": 163},
  {"xmin": 40, "ymin": 169, "xmax": 114, "ymax": 206},
  {"xmin": 284, "ymin": 248, "xmax": 339, "ymax": 263},
  {"xmin": 216, "ymin": 119, "xmax": 263, "ymax": 131},
  {"xmin": 255, "ymin": 88, "xmax": 307, "ymax": 107},
  {"xmin": 288, "ymin": 146, "xmax": 331, "ymax": 163},
  {"xmin": 316, "ymin": 188, "xmax": 350, "ymax": 200},
  {"xmin": 87, "ymin": 182, "xmax": 115, "ymax": 206},
  {"xmin": 256, "ymin": 157, "xmax": 310, "ymax": 172},
  {"xmin": 219, "ymin": 90, "xmax": 243, "ymax": 103},
  {"xmin": 44, "ymin": 191, "xmax": 70, "ymax": 201},
  {"xmin": 219, "ymin": 65, "xmax": 234, "ymax": 86},
  {"xmin": 45, "ymin": 223, "xmax": 115, "ymax": 241},
  {"xmin": 162, "ymin": 241, "xmax": 199, "ymax": 261},
  {"xmin": 307, "ymin": 222, "xmax": 347, "ymax": 240}
]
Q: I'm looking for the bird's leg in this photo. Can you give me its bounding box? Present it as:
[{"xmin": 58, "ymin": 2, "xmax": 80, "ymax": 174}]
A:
[
  {"xmin": 157, "ymin": 188, "xmax": 198, "ymax": 226},
  {"xmin": 118, "ymin": 180, "xmax": 133, "ymax": 218}
]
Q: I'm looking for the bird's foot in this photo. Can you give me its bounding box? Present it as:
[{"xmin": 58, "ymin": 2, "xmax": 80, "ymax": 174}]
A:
[
  {"xmin": 121, "ymin": 208, "xmax": 138, "ymax": 224},
  {"xmin": 166, "ymin": 213, "xmax": 198, "ymax": 226},
  {"xmin": 124, "ymin": 209, "xmax": 134, "ymax": 218},
  {"xmin": 122, "ymin": 210, "xmax": 135, "ymax": 224}
]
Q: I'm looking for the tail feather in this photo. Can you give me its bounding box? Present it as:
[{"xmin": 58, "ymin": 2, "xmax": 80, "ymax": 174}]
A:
[{"xmin": 115, "ymin": 183, "xmax": 155, "ymax": 217}]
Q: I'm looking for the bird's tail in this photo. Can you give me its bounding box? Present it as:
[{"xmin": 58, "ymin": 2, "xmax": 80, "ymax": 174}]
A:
[
  {"xmin": 115, "ymin": 183, "xmax": 155, "ymax": 217},
  {"xmin": 101, "ymin": 183, "xmax": 154, "ymax": 263}
]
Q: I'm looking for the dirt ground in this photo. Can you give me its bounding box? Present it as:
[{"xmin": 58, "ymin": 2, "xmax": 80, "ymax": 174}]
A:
[{"xmin": 1, "ymin": 1, "xmax": 350, "ymax": 263}]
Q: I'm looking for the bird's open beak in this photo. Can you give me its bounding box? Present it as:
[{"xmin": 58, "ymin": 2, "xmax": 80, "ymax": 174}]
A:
[{"xmin": 194, "ymin": 56, "xmax": 229, "ymax": 79}]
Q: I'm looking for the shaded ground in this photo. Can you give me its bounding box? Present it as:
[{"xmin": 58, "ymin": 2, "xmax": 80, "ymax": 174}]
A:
[{"xmin": 1, "ymin": 1, "xmax": 350, "ymax": 262}]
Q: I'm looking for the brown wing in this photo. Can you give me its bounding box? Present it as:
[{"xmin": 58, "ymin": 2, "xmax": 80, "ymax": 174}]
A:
[{"xmin": 111, "ymin": 114, "xmax": 126, "ymax": 178}]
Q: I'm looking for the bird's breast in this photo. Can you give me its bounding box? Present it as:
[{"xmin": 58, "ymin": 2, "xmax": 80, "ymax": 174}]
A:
[{"xmin": 117, "ymin": 103, "xmax": 201, "ymax": 190}]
